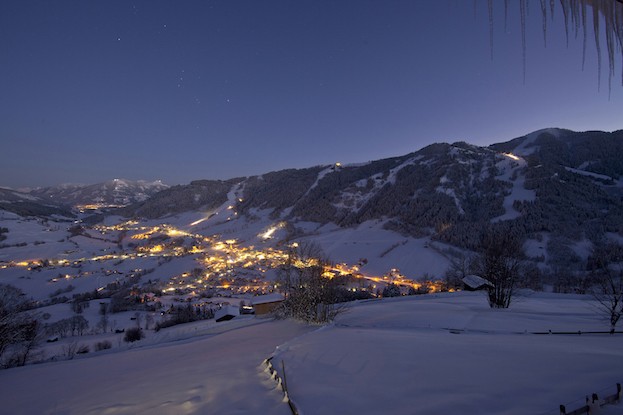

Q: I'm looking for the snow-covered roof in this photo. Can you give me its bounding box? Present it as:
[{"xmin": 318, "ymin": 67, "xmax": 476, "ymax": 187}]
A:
[
  {"xmin": 251, "ymin": 293, "xmax": 284, "ymax": 305},
  {"xmin": 462, "ymin": 275, "xmax": 493, "ymax": 289},
  {"xmin": 214, "ymin": 305, "xmax": 240, "ymax": 322}
]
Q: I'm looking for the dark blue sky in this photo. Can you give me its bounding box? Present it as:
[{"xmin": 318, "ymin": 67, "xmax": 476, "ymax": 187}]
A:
[{"xmin": 1, "ymin": 1, "xmax": 621, "ymax": 188}]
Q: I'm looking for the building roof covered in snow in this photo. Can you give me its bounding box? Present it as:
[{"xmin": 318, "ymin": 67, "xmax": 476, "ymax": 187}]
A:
[
  {"xmin": 462, "ymin": 275, "xmax": 493, "ymax": 290},
  {"xmin": 214, "ymin": 305, "xmax": 240, "ymax": 322},
  {"xmin": 251, "ymin": 293, "xmax": 284, "ymax": 305}
]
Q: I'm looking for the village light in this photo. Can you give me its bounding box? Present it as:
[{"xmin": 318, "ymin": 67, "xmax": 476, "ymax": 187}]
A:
[{"xmin": 19, "ymin": 218, "xmax": 441, "ymax": 303}]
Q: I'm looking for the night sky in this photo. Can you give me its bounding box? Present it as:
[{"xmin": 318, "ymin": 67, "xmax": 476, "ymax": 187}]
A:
[{"xmin": 1, "ymin": 1, "xmax": 622, "ymax": 188}]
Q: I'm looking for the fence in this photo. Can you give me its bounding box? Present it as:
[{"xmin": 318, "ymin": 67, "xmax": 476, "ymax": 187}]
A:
[
  {"xmin": 264, "ymin": 354, "xmax": 618, "ymax": 415},
  {"xmin": 262, "ymin": 356, "xmax": 300, "ymax": 415},
  {"xmin": 560, "ymin": 383, "xmax": 621, "ymax": 415},
  {"xmin": 533, "ymin": 331, "xmax": 623, "ymax": 335}
]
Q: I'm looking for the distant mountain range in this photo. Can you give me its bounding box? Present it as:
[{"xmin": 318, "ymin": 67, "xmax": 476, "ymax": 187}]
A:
[
  {"xmin": 26, "ymin": 179, "xmax": 169, "ymax": 208},
  {"xmin": 1, "ymin": 179, "xmax": 168, "ymax": 218},
  {"xmin": 0, "ymin": 187, "xmax": 74, "ymax": 218},
  {"xmin": 2, "ymin": 128, "xmax": 623, "ymax": 270}
]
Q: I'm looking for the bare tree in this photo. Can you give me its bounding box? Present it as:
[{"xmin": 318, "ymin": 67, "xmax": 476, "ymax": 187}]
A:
[
  {"xmin": 444, "ymin": 251, "xmax": 474, "ymax": 290},
  {"xmin": 276, "ymin": 241, "xmax": 324, "ymax": 298},
  {"xmin": 70, "ymin": 315, "xmax": 89, "ymax": 336},
  {"xmin": 97, "ymin": 314, "xmax": 109, "ymax": 334},
  {"xmin": 588, "ymin": 243, "xmax": 623, "ymax": 333},
  {"xmin": 474, "ymin": 229, "xmax": 523, "ymax": 309},
  {"xmin": 0, "ymin": 284, "xmax": 23, "ymax": 359},
  {"xmin": 0, "ymin": 284, "xmax": 41, "ymax": 367},
  {"xmin": 276, "ymin": 242, "xmax": 346, "ymax": 323},
  {"xmin": 14, "ymin": 319, "xmax": 41, "ymax": 366},
  {"xmin": 62, "ymin": 341, "xmax": 79, "ymax": 360}
]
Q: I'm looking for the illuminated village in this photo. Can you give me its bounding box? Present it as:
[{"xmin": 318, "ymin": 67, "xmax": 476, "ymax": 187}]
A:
[{"xmin": 1, "ymin": 216, "xmax": 447, "ymax": 307}]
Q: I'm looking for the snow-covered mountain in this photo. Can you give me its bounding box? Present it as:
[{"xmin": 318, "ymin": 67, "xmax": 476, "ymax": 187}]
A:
[
  {"xmin": 3, "ymin": 129, "xmax": 623, "ymax": 415},
  {"xmin": 4, "ymin": 128, "xmax": 623, "ymax": 271},
  {"xmin": 28, "ymin": 179, "xmax": 169, "ymax": 208},
  {"xmin": 112, "ymin": 128, "xmax": 623, "ymax": 270},
  {"xmin": 0, "ymin": 187, "xmax": 74, "ymax": 218},
  {"xmin": 117, "ymin": 179, "xmax": 236, "ymax": 219}
]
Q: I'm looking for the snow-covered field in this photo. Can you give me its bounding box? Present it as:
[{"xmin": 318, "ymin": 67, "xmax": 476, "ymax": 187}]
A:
[{"xmin": 1, "ymin": 291, "xmax": 621, "ymax": 415}]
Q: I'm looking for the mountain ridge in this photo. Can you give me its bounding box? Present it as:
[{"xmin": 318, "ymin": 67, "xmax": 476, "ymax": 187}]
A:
[
  {"xmin": 26, "ymin": 178, "xmax": 169, "ymax": 208},
  {"xmin": 3, "ymin": 128, "xmax": 623, "ymax": 272},
  {"xmin": 110, "ymin": 127, "xmax": 623, "ymax": 271}
]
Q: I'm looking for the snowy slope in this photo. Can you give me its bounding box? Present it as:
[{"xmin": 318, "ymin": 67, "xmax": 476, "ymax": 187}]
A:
[
  {"xmin": 0, "ymin": 293, "xmax": 620, "ymax": 415},
  {"xmin": 0, "ymin": 318, "xmax": 312, "ymax": 415},
  {"xmin": 271, "ymin": 292, "xmax": 623, "ymax": 415},
  {"xmin": 297, "ymin": 220, "xmax": 450, "ymax": 278},
  {"xmin": 491, "ymin": 152, "xmax": 536, "ymax": 222}
]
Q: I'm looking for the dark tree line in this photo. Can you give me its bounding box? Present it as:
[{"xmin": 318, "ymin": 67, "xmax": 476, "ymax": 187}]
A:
[{"xmin": 45, "ymin": 315, "xmax": 89, "ymax": 338}]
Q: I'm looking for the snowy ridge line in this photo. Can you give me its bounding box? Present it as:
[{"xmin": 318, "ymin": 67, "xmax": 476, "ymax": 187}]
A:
[{"xmin": 262, "ymin": 356, "xmax": 300, "ymax": 415}]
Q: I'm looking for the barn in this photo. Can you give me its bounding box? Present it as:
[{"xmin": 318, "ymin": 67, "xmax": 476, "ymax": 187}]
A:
[
  {"xmin": 462, "ymin": 275, "xmax": 494, "ymax": 291},
  {"xmin": 251, "ymin": 293, "xmax": 285, "ymax": 316}
]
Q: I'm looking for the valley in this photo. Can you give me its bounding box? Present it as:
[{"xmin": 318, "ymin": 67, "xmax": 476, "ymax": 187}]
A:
[{"xmin": 1, "ymin": 128, "xmax": 623, "ymax": 414}]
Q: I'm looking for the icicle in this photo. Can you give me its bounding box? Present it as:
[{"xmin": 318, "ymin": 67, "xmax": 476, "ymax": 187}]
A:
[
  {"xmin": 573, "ymin": 0, "xmax": 581, "ymax": 40},
  {"xmin": 618, "ymin": 4, "xmax": 623, "ymax": 86},
  {"xmin": 605, "ymin": 2, "xmax": 615, "ymax": 96},
  {"xmin": 592, "ymin": 4, "xmax": 601, "ymax": 90},
  {"xmin": 561, "ymin": 0, "xmax": 570, "ymax": 47},
  {"xmin": 489, "ymin": 0, "xmax": 623, "ymax": 90}
]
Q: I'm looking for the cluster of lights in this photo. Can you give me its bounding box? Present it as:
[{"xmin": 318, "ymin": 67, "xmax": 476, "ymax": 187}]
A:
[
  {"xmin": 3, "ymin": 219, "xmax": 450, "ymax": 297},
  {"xmin": 75, "ymin": 203, "xmax": 126, "ymax": 212}
]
